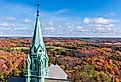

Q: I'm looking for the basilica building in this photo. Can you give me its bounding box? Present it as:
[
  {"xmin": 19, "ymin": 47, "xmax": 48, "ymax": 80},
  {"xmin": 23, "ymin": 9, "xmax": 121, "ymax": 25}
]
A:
[{"xmin": 8, "ymin": 3, "xmax": 69, "ymax": 82}]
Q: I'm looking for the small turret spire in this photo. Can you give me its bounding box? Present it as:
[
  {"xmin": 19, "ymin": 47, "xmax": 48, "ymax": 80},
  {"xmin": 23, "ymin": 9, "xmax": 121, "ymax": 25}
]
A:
[{"xmin": 36, "ymin": 2, "xmax": 40, "ymax": 16}]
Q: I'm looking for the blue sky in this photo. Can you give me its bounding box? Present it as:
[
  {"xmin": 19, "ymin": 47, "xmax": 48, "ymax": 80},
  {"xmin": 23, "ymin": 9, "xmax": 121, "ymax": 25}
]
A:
[{"xmin": 0, "ymin": 0, "xmax": 121, "ymax": 37}]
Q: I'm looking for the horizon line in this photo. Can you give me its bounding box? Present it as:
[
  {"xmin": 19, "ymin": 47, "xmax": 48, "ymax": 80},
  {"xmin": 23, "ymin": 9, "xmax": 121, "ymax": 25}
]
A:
[{"xmin": 0, "ymin": 35, "xmax": 121, "ymax": 38}]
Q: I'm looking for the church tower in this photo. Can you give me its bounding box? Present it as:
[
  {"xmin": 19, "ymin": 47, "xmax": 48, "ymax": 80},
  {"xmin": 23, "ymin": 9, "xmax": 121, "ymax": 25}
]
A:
[{"xmin": 26, "ymin": 3, "xmax": 49, "ymax": 82}]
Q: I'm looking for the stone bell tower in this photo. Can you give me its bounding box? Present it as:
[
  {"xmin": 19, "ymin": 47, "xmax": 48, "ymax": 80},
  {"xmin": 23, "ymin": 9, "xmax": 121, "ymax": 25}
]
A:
[{"xmin": 26, "ymin": 3, "xmax": 49, "ymax": 82}]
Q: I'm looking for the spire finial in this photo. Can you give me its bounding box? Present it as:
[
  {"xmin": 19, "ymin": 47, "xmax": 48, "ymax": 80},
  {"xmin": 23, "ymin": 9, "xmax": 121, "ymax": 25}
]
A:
[{"xmin": 36, "ymin": 2, "xmax": 40, "ymax": 16}]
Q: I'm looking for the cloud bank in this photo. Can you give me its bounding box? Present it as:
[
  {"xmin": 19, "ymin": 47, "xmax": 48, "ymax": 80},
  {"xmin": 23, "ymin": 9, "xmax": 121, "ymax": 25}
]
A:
[{"xmin": 0, "ymin": 1, "xmax": 121, "ymax": 37}]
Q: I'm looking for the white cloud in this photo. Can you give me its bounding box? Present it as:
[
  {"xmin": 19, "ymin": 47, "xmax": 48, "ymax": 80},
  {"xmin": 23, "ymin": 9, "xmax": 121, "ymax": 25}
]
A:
[
  {"xmin": 95, "ymin": 23, "xmax": 117, "ymax": 33},
  {"xmin": 0, "ymin": 22, "xmax": 16, "ymax": 28},
  {"xmin": 45, "ymin": 27, "xmax": 54, "ymax": 30},
  {"xmin": 23, "ymin": 18, "xmax": 32, "ymax": 24},
  {"xmin": 96, "ymin": 27, "xmax": 105, "ymax": 31},
  {"xmin": 83, "ymin": 17, "xmax": 92, "ymax": 24},
  {"xmin": 104, "ymin": 13, "xmax": 115, "ymax": 17},
  {"xmin": 1, "ymin": 22, "xmax": 8, "ymax": 27},
  {"xmin": 11, "ymin": 24, "xmax": 16, "ymax": 27},
  {"xmin": 52, "ymin": 9, "xmax": 69, "ymax": 14},
  {"xmin": 108, "ymin": 24, "xmax": 115, "ymax": 27},
  {"xmin": 58, "ymin": 25, "xmax": 62, "ymax": 28},
  {"xmin": 82, "ymin": 17, "xmax": 121, "ymax": 36},
  {"xmin": 67, "ymin": 26, "xmax": 71, "ymax": 28},
  {"xmin": 83, "ymin": 17, "xmax": 117, "ymax": 25},
  {"xmin": 106, "ymin": 27, "xmax": 112, "ymax": 31},
  {"xmin": 48, "ymin": 22, "xmax": 53, "ymax": 25},
  {"xmin": 77, "ymin": 26, "xmax": 83, "ymax": 29},
  {"xmin": 50, "ymin": 27, "xmax": 54, "ymax": 30},
  {"xmin": 94, "ymin": 17, "xmax": 116, "ymax": 24}
]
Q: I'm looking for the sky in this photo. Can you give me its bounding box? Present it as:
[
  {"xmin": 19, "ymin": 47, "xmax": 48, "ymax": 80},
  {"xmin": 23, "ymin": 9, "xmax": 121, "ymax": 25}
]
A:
[{"xmin": 0, "ymin": 0, "xmax": 121, "ymax": 37}]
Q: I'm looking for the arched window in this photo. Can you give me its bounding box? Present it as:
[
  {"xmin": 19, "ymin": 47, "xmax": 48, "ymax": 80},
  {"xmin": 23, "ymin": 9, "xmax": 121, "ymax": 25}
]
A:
[
  {"xmin": 34, "ymin": 49, "xmax": 37, "ymax": 53},
  {"xmin": 45, "ymin": 58, "xmax": 47, "ymax": 67},
  {"xmin": 39, "ymin": 49, "xmax": 42, "ymax": 52},
  {"xmin": 34, "ymin": 59, "xmax": 37, "ymax": 66},
  {"xmin": 34, "ymin": 59, "xmax": 37, "ymax": 70}
]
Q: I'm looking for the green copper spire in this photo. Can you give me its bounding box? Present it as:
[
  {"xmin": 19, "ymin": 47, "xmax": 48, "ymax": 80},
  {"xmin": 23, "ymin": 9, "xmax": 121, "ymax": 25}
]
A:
[
  {"xmin": 31, "ymin": 4, "xmax": 44, "ymax": 49},
  {"xmin": 26, "ymin": 3, "xmax": 49, "ymax": 82}
]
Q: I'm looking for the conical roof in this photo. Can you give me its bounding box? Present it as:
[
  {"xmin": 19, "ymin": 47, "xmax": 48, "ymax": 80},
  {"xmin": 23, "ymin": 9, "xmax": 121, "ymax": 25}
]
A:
[{"xmin": 31, "ymin": 12, "xmax": 44, "ymax": 49}]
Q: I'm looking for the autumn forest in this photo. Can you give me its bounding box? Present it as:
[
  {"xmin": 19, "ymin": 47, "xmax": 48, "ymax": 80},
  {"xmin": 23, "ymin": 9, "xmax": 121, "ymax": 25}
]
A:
[{"xmin": 0, "ymin": 37, "xmax": 121, "ymax": 82}]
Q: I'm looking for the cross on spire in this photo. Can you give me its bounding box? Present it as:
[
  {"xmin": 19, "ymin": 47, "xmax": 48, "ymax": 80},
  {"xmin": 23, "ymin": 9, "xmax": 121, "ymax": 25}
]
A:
[{"xmin": 36, "ymin": 2, "xmax": 40, "ymax": 16}]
